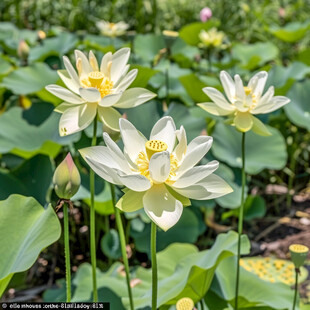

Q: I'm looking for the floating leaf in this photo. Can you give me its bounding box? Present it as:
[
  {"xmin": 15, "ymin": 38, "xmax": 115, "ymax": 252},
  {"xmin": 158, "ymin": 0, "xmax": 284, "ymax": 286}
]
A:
[
  {"xmin": 214, "ymin": 256, "xmax": 296, "ymax": 309},
  {"xmin": 268, "ymin": 20, "xmax": 310, "ymax": 43},
  {"xmin": 232, "ymin": 42, "xmax": 279, "ymax": 69},
  {"xmin": 134, "ymin": 34, "xmax": 165, "ymax": 63},
  {"xmin": 285, "ymin": 80, "xmax": 310, "ymax": 131},
  {"xmin": 0, "ymin": 195, "xmax": 61, "ymax": 295},
  {"xmin": 212, "ymin": 123, "xmax": 287, "ymax": 174},
  {"xmin": 29, "ymin": 33, "xmax": 78, "ymax": 62},
  {"xmin": 0, "ymin": 105, "xmax": 80, "ymax": 156},
  {"xmin": 1, "ymin": 62, "xmax": 58, "ymax": 95}
]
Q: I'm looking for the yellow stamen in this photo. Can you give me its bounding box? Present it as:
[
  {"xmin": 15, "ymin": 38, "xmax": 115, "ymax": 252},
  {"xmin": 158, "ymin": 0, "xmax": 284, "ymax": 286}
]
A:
[
  {"xmin": 145, "ymin": 140, "xmax": 168, "ymax": 159},
  {"xmin": 80, "ymin": 71, "xmax": 114, "ymax": 98},
  {"xmin": 244, "ymin": 86, "xmax": 252, "ymax": 96}
]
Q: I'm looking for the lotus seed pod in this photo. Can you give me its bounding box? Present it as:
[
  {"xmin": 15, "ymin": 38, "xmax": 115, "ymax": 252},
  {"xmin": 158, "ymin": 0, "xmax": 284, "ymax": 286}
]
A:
[
  {"xmin": 200, "ymin": 7, "xmax": 212, "ymax": 22},
  {"xmin": 53, "ymin": 153, "xmax": 81, "ymax": 199},
  {"xmin": 176, "ymin": 297, "xmax": 195, "ymax": 310},
  {"xmin": 289, "ymin": 244, "xmax": 309, "ymax": 269}
]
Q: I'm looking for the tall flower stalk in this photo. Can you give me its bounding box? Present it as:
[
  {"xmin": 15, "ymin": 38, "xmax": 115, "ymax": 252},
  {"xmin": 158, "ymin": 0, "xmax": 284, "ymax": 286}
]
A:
[
  {"xmin": 197, "ymin": 70, "xmax": 290, "ymax": 309},
  {"xmin": 151, "ymin": 222, "xmax": 158, "ymax": 310},
  {"xmin": 110, "ymin": 183, "xmax": 134, "ymax": 310},
  {"xmin": 235, "ymin": 132, "xmax": 246, "ymax": 310},
  {"xmin": 63, "ymin": 202, "xmax": 71, "ymax": 302},
  {"xmin": 90, "ymin": 118, "xmax": 98, "ymax": 301}
]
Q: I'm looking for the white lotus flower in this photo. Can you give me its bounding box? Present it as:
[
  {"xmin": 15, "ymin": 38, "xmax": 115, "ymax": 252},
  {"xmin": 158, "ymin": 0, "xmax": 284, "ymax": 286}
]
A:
[
  {"xmin": 46, "ymin": 48, "xmax": 156, "ymax": 136},
  {"xmin": 96, "ymin": 20, "xmax": 129, "ymax": 38},
  {"xmin": 198, "ymin": 71, "xmax": 290, "ymax": 135},
  {"xmin": 79, "ymin": 116, "xmax": 232, "ymax": 231}
]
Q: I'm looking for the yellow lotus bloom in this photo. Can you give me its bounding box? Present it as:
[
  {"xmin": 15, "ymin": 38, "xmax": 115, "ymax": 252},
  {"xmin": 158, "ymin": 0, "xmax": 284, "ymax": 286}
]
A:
[
  {"xmin": 96, "ymin": 20, "xmax": 129, "ymax": 38},
  {"xmin": 79, "ymin": 117, "xmax": 232, "ymax": 231},
  {"xmin": 46, "ymin": 48, "xmax": 156, "ymax": 136},
  {"xmin": 199, "ymin": 28, "xmax": 226, "ymax": 49},
  {"xmin": 198, "ymin": 71, "xmax": 290, "ymax": 134}
]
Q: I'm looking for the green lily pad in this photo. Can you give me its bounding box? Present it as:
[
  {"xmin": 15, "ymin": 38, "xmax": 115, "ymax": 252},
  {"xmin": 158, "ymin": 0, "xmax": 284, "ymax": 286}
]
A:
[
  {"xmin": 29, "ymin": 32, "xmax": 78, "ymax": 62},
  {"xmin": 285, "ymin": 80, "xmax": 310, "ymax": 131},
  {"xmin": 0, "ymin": 106, "xmax": 80, "ymax": 156},
  {"xmin": 0, "ymin": 194, "xmax": 61, "ymax": 296},
  {"xmin": 214, "ymin": 256, "xmax": 296, "ymax": 309},
  {"xmin": 212, "ymin": 123, "xmax": 287, "ymax": 175},
  {"xmin": 1, "ymin": 62, "xmax": 59, "ymax": 95},
  {"xmin": 268, "ymin": 20, "xmax": 310, "ymax": 43},
  {"xmin": 265, "ymin": 61, "xmax": 310, "ymax": 95},
  {"xmin": 232, "ymin": 42, "xmax": 279, "ymax": 70}
]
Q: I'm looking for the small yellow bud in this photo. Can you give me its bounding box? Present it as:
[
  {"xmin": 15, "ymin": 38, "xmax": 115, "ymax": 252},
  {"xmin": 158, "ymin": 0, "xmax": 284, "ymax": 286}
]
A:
[
  {"xmin": 37, "ymin": 30, "xmax": 46, "ymax": 40},
  {"xmin": 53, "ymin": 153, "xmax": 81, "ymax": 199},
  {"xmin": 17, "ymin": 40, "xmax": 30, "ymax": 59},
  {"xmin": 289, "ymin": 244, "xmax": 309, "ymax": 269}
]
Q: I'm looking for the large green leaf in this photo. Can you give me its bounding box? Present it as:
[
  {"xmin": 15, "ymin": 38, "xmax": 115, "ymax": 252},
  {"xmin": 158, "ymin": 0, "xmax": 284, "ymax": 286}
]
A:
[
  {"xmin": 232, "ymin": 42, "xmax": 279, "ymax": 70},
  {"xmin": 0, "ymin": 195, "xmax": 61, "ymax": 295},
  {"xmin": 0, "ymin": 106, "xmax": 79, "ymax": 156},
  {"xmin": 265, "ymin": 62, "xmax": 310, "ymax": 95},
  {"xmin": 285, "ymin": 80, "xmax": 310, "ymax": 131},
  {"xmin": 213, "ymin": 256, "xmax": 295, "ymax": 309},
  {"xmin": 268, "ymin": 20, "xmax": 310, "ymax": 43},
  {"xmin": 1, "ymin": 62, "xmax": 58, "ymax": 95},
  {"xmin": 29, "ymin": 33, "xmax": 78, "ymax": 62},
  {"xmin": 134, "ymin": 34, "xmax": 165, "ymax": 63},
  {"xmin": 0, "ymin": 154, "xmax": 53, "ymax": 205},
  {"xmin": 212, "ymin": 123, "xmax": 287, "ymax": 174}
]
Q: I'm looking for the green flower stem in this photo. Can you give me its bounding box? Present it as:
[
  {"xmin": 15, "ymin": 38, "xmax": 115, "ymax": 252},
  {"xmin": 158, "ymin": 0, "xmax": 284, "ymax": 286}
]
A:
[
  {"xmin": 292, "ymin": 268, "xmax": 299, "ymax": 310},
  {"xmin": 90, "ymin": 119, "xmax": 98, "ymax": 302},
  {"xmin": 110, "ymin": 183, "xmax": 134, "ymax": 310},
  {"xmin": 63, "ymin": 202, "xmax": 71, "ymax": 302},
  {"xmin": 235, "ymin": 132, "xmax": 246, "ymax": 310},
  {"xmin": 151, "ymin": 221, "xmax": 158, "ymax": 310}
]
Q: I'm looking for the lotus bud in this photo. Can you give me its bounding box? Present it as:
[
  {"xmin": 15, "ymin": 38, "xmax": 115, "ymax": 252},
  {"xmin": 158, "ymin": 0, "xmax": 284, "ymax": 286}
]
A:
[
  {"xmin": 53, "ymin": 153, "xmax": 81, "ymax": 199},
  {"xmin": 200, "ymin": 7, "xmax": 212, "ymax": 22},
  {"xmin": 37, "ymin": 30, "xmax": 46, "ymax": 41},
  {"xmin": 17, "ymin": 40, "xmax": 30, "ymax": 59},
  {"xmin": 289, "ymin": 244, "xmax": 309, "ymax": 269},
  {"xmin": 176, "ymin": 297, "xmax": 195, "ymax": 310}
]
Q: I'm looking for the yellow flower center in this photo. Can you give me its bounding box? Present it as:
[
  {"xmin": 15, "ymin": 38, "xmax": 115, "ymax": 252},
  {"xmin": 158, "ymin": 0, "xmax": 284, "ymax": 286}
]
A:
[
  {"xmin": 176, "ymin": 297, "xmax": 194, "ymax": 310},
  {"xmin": 289, "ymin": 244, "xmax": 309, "ymax": 253},
  {"xmin": 242, "ymin": 86, "xmax": 258, "ymax": 109},
  {"xmin": 136, "ymin": 140, "xmax": 179, "ymax": 183},
  {"xmin": 244, "ymin": 86, "xmax": 252, "ymax": 96},
  {"xmin": 80, "ymin": 71, "xmax": 114, "ymax": 98}
]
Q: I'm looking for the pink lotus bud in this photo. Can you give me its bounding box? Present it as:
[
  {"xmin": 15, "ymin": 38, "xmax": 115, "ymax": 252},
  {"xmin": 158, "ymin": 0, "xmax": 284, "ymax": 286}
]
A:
[
  {"xmin": 200, "ymin": 7, "xmax": 212, "ymax": 22},
  {"xmin": 53, "ymin": 153, "xmax": 81, "ymax": 199}
]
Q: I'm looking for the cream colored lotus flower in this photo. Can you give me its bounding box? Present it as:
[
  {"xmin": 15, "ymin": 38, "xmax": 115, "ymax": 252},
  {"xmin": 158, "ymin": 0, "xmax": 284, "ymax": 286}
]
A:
[
  {"xmin": 79, "ymin": 117, "xmax": 232, "ymax": 231},
  {"xmin": 199, "ymin": 28, "xmax": 227, "ymax": 49},
  {"xmin": 96, "ymin": 20, "xmax": 129, "ymax": 38},
  {"xmin": 46, "ymin": 48, "xmax": 156, "ymax": 136},
  {"xmin": 198, "ymin": 71, "xmax": 290, "ymax": 134}
]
